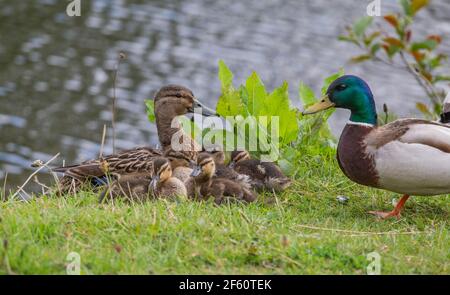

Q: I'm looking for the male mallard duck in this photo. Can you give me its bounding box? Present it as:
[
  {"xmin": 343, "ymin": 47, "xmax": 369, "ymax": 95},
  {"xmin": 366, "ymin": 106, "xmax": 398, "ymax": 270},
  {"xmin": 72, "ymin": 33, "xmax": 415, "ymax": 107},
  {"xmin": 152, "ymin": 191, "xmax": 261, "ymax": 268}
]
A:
[
  {"xmin": 186, "ymin": 152, "xmax": 256, "ymax": 205},
  {"xmin": 303, "ymin": 75, "xmax": 450, "ymax": 219},
  {"xmin": 54, "ymin": 85, "xmax": 215, "ymax": 193},
  {"xmin": 99, "ymin": 157, "xmax": 186, "ymax": 202},
  {"xmin": 229, "ymin": 150, "xmax": 291, "ymax": 192}
]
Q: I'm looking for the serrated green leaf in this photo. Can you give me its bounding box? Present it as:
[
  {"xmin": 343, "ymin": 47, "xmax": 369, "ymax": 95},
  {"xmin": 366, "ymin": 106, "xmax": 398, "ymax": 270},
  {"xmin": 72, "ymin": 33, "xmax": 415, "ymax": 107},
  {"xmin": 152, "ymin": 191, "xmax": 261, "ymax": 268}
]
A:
[
  {"xmin": 411, "ymin": 0, "xmax": 429, "ymax": 16},
  {"xmin": 349, "ymin": 54, "xmax": 372, "ymax": 64},
  {"xmin": 370, "ymin": 43, "xmax": 381, "ymax": 55},
  {"xmin": 216, "ymin": 88, "xmax": 245, "ymax": 117},
  {"xmin": 145, "ymin": 99, "xmax": 155, "ymax": 123},
  {"xmin": 416, "ymin": 102, "xmax": 431, "ymax": 115},
  {"xmin": 239, "ymin": 85, "xmax": 249, "ymax": 107},
  {"xmin": 265, "ymin": 82, "xmax": 298, "ymax": 145},
  {"xmin": 338, "ymin": 35, "xmax": 360, "ymax": 46},
  {"xmin": 400, "ymin": 0, "xmax": 413, "ymax": 16},
  {"xmin": 321, "ymin": 69, "xmax": 345, "ymax": 95},
  {"xmin": 353, "ymin": 16, "xmax": 373, "ymax": 37},
  {"xmin": 245, "ymin": 71, "xmax": 267, "ymax": 115},
  {"xmin": 299, "ymin": 82, "xmax": 316, "ymax": 106},
  {"xmin": 218, "ymin": 59, "xmax": 234, "ymax": 92},
  {"xmin": 280, "ymin": 109, "xmax": 299, "ymax": 145},
  {"xmin": 434, "ymin": 75, "xmax": 450, "ymax": 82},
  {"xmin": 386, "ymin": 44, "xmax": 401, "ymax": 58},
  {"xmin": 410, "ymin": 40, "xmax": 437, "ymax": 51},
  {"xmin": 266, "ymin": 81, "xmax": 290, "ymax": 117},
  {"xmin": 216, "ymin": 60, "xmax": 245, "ymax": 117}
]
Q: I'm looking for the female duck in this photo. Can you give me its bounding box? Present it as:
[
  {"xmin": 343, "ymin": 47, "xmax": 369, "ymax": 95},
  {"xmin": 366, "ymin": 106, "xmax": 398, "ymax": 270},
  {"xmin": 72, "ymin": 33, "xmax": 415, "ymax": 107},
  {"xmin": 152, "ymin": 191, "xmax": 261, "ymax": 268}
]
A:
[
  {"xmin": 229, "ymin": 150, "xmax": 291, "ymax": 192},
  {"xmin": 99, "ymin": 157, "xmax": 186, "ymax": 202},
  {"xmin": 187, "ymin": 152, "xmax": 256, "ymax": 204},
  {"xmin": 55, "ymin": 85, "xmax": 215, "ymax": 193},
  {"xmin": 303, "ymin": 75, "xmax": 450, "ymax": 219}
]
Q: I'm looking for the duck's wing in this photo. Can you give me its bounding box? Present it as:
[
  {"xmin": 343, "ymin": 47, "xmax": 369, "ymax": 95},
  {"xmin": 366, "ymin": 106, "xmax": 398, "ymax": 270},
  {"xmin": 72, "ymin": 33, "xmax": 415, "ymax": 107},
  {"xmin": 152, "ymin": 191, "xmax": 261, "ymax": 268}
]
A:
[
  {"xmin": 366, "ymin": 119, "xmax": 450, "ymax": 195},
  {"xmin": 53, "ymin": 162, "xmax": 106, "ymax": 179},
  {"xmin": 54, "ymin": 147, "xmax": 162, "ymax": 179}
]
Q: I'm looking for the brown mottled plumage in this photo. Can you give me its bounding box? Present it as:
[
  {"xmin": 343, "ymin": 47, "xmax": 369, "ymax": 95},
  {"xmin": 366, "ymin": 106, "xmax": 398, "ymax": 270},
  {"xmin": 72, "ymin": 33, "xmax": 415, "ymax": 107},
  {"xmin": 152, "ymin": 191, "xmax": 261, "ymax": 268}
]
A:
[
  {"xmin": 186, "ymin": 152, "xmax": 256, "ymax": 205},
  {"xmin": 229, "ymin": 150, "xmax": 291, "ymax": 192},
  {"xmin": 54, "ymin": 85, "xmax": 215, "ymax": 193},
  {"xmin": 99, "ymin": 157, "xmax": 186, "ymax": 202}
]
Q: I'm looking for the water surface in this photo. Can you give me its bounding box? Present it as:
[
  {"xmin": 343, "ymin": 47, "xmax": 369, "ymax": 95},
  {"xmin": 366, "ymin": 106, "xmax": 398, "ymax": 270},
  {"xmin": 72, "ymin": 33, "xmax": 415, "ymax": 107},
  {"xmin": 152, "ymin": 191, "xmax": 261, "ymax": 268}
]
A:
[{"xmin": 1, "ymin": 0, "xmax": 449, "ymax": 191}]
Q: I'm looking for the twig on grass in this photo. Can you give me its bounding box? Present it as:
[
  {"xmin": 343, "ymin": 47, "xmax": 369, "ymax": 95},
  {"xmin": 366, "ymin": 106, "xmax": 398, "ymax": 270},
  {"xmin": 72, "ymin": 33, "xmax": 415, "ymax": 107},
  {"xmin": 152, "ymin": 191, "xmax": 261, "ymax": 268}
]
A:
[
  {"xmin": 293, "ymin": 224, "xmax": 429, "ymax": 237},
  {"xmin": 11, "ymin": 153, "xmax": 60, "ymax": 200}
]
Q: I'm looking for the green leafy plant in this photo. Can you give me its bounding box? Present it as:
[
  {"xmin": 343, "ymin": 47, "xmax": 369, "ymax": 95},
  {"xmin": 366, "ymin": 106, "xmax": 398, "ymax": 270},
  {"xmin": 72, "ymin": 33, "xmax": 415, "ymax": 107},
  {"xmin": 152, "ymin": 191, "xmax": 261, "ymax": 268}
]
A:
[
  {"xmin": 216, "ymin": 60, "xmax": 299, "ymax": 152},
  {"xmin": 339, "ymin": 0, "xmax": 449, "ymax": 118},
  {"xmin": 215, "ymin": 60, "xmax": 343, "ymax": 173},
  {"xmin": 298, "ymin": 70, "xmax": 344, "ymax": 147},
  {"xmin": 145, "ymin": 99, "xmax": 155, "ymax": 123},
  {"xmin": 144, "ymin": 60, "xmax": 341, "ymax": 173}
]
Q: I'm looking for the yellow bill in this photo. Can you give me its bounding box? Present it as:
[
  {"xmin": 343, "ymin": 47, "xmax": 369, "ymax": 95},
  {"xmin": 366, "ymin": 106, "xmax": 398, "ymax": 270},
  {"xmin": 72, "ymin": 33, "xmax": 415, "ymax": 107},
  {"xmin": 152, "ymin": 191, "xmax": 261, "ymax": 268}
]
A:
[{"xmin": 302, "ymin": 94, "xmax": 335, "ymax": 115}]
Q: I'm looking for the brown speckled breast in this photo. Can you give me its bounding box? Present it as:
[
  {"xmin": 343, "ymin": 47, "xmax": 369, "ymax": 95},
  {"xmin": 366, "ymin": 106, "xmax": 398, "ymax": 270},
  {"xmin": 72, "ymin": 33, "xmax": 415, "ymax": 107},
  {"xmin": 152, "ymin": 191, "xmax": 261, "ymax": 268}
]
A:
[{"xmin": 337, "ymin": 124, "xmax": 379, "ymax": 188}]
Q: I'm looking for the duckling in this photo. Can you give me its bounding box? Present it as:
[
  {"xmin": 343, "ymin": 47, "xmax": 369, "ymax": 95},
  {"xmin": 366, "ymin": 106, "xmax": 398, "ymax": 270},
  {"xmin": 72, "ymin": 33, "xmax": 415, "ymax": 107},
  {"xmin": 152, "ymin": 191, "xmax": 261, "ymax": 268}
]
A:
[
  {"xmin": 150, "ymin": 157, "xmax": 187, "ymax": 200},
  {"xmin": 229, "ymin": 150, "xmax": 291, "ymax": 192},
  {"xmin": 99, "ymin": 157, "xmax": 186, "ymax": 202},
  {"xmin": 54, "ymin": 84, "xmax": 216, "ymax": 193},
  {"xmin": 187, "ymin": 152, "xmax": 256, "ymax": 205},
  {"xmin": 98, "ymin": 172, "xmax": 153, "ymax": 203},
  {"xmin": 203, "ymin": 148, "xmax": 252, "ymax": 190},
  {"xmin": 164, "ymin": 149, "xmax": 195, "ymax": 183}
]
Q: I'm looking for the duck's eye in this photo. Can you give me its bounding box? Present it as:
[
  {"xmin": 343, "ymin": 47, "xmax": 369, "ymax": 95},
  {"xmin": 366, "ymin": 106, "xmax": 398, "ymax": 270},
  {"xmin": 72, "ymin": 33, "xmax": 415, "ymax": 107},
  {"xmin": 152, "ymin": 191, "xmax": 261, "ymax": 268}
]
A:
[
  {"xmin": 335, "ymin": 84, "xmax": 347, "ymax": 91},
  {"xmin": 175, "ymin": 93, "xmax": 182, "ymax": 98}
]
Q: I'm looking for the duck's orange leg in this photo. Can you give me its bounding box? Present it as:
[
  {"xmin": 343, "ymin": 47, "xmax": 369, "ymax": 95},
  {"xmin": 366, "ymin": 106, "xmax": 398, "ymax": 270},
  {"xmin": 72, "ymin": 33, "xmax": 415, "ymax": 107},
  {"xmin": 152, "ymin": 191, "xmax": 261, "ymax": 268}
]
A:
[{"xmin": 368, "ymin": 195, "xmax": 410, "ymax": 219}]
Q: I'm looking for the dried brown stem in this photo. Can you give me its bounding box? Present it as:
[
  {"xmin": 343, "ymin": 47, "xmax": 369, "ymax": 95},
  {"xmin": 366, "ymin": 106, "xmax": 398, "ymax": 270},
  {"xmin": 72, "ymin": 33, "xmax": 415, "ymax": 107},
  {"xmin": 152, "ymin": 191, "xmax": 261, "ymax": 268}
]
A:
[
  {"xmin": 111, "ymin": 52, "xmax": 126, "ymax": 154},
  {"xmin": 10, "ymin": 153, "xmax": 60, "ymax": 200}
]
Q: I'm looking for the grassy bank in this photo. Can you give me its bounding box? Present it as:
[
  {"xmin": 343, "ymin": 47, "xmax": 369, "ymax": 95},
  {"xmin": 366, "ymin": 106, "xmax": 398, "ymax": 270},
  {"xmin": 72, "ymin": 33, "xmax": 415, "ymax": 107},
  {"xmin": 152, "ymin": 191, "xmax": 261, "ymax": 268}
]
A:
[{"xmin": 0, "ymin": 146, "xmax": 448, "ymax": 274}]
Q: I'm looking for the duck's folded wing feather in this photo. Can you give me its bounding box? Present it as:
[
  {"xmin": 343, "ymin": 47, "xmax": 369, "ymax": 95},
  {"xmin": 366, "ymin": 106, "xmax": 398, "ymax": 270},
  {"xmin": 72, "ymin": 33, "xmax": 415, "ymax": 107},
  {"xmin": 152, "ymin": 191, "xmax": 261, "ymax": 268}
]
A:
[
  {"xmin": 371, "ymin": 120, "xmax": 450, "ymax": 195},
  {"xmin": 52, "ymin": 162, "xmax": 105, "ymax": 179},
  {"xmin": 398, "ymin": 122, "xmax": 450, "ymax": 153}
]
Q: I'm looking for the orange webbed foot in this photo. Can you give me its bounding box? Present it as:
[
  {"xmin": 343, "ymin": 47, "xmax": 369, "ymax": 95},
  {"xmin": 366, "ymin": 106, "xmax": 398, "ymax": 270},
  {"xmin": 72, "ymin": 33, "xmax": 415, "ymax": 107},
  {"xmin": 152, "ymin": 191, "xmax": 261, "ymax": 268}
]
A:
[
  {"xmin": 369, "ymin": 195, "xmax": 410, "ymax": 220},
  {"xmin": 368, "ymin": 210, "xmax": 401, "ymax": 220}
]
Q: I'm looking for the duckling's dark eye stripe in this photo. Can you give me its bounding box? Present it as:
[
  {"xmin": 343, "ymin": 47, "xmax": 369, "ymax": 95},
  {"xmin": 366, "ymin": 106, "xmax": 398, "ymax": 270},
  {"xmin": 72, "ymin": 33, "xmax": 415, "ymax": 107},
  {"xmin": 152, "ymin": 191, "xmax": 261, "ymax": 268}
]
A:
[
  {"xmin": 235, "ymin": 152, "xmax": 248, "ymax": 162},
  {"xmin": 158, "ymin": 163, "xmax": 170, "ymax": 175},
  {"xmin": 199, "ymin": 159, "xmax": 214, "ymax": 167}
]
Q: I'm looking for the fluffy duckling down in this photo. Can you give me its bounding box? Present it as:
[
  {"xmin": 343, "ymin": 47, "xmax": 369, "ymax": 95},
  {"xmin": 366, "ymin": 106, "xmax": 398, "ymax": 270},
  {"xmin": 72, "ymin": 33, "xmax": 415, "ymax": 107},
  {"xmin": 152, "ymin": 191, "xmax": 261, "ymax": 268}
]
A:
[
  {"xmin": 229, "ymin": 150, "xmax": 291, "ymax": 192},
  {"xmin": 186, "ymin": 152, "xmax": 256, "ymax": 205},
  {"xmin": 99, "ymin": 157, "xmax": 187, "ymax": 202}
]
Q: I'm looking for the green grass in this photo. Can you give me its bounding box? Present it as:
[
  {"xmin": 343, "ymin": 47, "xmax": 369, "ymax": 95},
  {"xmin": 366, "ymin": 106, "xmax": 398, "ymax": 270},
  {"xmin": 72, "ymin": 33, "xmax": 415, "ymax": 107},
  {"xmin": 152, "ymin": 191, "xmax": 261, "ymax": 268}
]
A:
[{"xmin": 0, "ymin": 146, "xmax": 448, "ymax": 274}]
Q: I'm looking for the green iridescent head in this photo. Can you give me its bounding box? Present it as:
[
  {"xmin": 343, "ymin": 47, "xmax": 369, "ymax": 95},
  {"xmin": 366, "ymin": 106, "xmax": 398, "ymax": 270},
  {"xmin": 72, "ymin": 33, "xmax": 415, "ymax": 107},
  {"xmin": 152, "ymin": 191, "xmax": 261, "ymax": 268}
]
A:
[{"xmin": 303, "ymin": 75, "xmax": 377, "ymax": 125}]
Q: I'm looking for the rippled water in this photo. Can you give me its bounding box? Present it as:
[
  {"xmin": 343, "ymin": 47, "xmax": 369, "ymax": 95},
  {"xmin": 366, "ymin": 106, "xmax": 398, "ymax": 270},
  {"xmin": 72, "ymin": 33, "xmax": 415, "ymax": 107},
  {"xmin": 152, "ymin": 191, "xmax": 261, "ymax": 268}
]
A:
[{"xmin": 1, "ymin": 0, "xmax": 449, "ymax": 191}]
